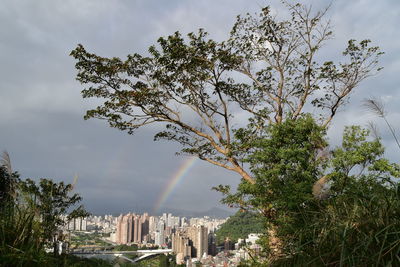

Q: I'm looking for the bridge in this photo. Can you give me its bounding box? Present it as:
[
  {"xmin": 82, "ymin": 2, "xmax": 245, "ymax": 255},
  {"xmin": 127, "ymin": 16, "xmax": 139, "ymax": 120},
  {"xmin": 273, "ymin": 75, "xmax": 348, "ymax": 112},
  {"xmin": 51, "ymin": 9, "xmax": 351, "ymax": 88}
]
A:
[{"xmin": 71, "ymin": 248, "xmax": 173, "ymax": 263}]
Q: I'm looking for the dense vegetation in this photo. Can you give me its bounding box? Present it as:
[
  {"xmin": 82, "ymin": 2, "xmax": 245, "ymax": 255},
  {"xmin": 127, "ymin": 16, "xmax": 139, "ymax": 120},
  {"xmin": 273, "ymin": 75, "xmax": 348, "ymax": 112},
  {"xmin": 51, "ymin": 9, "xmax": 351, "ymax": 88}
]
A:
[
  {"xmin": 219, "ymin": 117, "xmax": 400, "ymax": 266},
  {"xmin": 0, "ymin": 155, "xmax": 91, "ymax": 266},
  {"xmin": 215, "ymin": 211, "xmax": 264, "ymax": 245},
  {"xmin": 0, "ymin": 158, "xmax": 184, "ymax": 267},
  {"xmin": 0, "ymin": 155, "xmax": 185, "ymax": 267}
]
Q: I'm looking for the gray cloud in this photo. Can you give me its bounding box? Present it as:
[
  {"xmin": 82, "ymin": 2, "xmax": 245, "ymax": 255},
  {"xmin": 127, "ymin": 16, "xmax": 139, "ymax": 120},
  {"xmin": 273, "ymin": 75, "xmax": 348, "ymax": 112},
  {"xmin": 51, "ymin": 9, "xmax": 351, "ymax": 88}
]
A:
[{"xmin": 1, "ymin": 0, "xmax": 399, "ymax": 215}]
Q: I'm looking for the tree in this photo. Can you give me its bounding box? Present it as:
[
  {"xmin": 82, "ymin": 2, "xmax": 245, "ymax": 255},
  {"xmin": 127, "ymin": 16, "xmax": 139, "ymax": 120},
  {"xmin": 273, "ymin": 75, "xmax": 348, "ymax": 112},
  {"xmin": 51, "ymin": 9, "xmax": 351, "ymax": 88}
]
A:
[
  {"xmin": 215, "ymin": 115, "xmax": 326, "ymax": 216},
  {"xmin": 19, "ymin": 178, "xmax": 89, "ymax": 246},
  {"xmin": 1, "ymin": 153, "xmax": 90, "ymax": 264},
  {"xmin": 219, "ymin": 118, "xmax": 400, "ymax": 265},
  {"xmin": 70, "ymin": 2, "xmax": 382, "ymax": 184}
]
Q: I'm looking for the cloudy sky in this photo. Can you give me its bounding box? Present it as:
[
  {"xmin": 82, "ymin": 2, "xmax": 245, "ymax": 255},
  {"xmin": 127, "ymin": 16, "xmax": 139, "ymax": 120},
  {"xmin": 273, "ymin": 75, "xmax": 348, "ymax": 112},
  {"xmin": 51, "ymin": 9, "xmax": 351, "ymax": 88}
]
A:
[{"xmin": 1, "ymin": 0, "xmax": 399, "ymax": 215}]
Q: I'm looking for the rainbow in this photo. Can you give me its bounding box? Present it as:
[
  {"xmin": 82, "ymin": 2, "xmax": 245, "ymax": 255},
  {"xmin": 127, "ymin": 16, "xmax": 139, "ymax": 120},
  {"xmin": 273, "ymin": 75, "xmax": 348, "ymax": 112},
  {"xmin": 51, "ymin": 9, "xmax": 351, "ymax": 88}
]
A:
[{"xmin": 153, "ymin": 157, "xmax": 197, "ymax": 213}]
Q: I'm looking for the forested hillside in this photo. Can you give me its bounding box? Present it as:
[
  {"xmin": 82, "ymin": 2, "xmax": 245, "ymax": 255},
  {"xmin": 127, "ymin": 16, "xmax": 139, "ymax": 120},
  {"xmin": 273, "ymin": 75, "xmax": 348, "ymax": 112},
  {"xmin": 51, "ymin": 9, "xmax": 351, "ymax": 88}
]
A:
[{"xmin": 215, "ymin": 211, "xmax": 264, "ymax": 244}]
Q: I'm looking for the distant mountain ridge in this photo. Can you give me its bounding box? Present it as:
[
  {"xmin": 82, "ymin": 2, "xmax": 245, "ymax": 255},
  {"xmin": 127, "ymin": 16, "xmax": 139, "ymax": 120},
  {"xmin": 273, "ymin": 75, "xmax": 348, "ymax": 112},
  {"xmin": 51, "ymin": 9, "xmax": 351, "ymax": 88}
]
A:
[
  {"xmin": 190, "ymin": 207, "xmax": 235, "ymax": 218},
  {"xmin": 91, "ymin": 206, "xmax": 235, "ymax": 218}
]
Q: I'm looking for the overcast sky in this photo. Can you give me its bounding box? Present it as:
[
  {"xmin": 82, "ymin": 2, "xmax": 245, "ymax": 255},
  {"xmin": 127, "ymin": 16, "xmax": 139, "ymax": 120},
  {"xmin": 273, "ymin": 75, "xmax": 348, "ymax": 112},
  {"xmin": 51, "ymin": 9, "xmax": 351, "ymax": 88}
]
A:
[{"xmin": 1, "ymin": 0, "xmax": 399, "ymax": 215}]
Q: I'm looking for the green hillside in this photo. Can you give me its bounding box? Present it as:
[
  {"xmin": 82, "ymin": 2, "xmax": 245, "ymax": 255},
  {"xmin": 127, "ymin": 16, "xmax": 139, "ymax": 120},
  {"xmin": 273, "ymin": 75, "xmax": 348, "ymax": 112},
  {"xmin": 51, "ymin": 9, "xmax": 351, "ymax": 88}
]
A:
[{"xmin": 215, "ymin": 211, "xmax": 265, "ymax": 244}]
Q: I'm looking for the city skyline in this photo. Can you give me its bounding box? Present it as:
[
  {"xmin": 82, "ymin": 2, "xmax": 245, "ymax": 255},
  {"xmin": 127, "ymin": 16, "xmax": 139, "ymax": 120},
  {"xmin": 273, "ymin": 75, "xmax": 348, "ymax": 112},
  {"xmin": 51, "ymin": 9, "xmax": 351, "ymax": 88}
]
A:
[
  {"xmin": 78, "ymin": 211, "xmax": 227, "ymax": 263},
  {"xmin": 66, "ymin": 211, "xmax": 258, "ymax": 265}
]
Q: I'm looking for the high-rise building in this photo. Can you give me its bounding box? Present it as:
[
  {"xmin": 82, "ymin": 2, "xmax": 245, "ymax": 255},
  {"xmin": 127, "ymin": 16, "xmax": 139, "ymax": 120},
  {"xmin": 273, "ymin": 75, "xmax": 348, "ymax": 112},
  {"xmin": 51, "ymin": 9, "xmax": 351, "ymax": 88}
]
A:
[
  {"xmin": 133, "ymin": 215, "xmax": 142, "ymax": 243},
  {"xmin": 149, "ymin": 216, "xmax": 156, "ymax": 233},
  {"xmin": 196, "ymin": 225, "xmax": 208, "ymax": 259},
  {"xmin": 154, "ymin": 230, "xmax": 165, "ymax": 247},
  {"xmin": 127, "ymin": 213, "xmax": 134, "ymax": 243},
  {"xmin": 173, "ymin": 216, "xmax": 180, "ymax": 228},
  {"xmin": 174, "ymin": 225, "xmax": 208, "ymax": 260},
  {"xmin": 141, "ymin": 213, "xmax": 149, "ymax": 242},
  {"xmin": 149, "ymin": 216, "xmax": 158, "ymax": 242},
  {"xmin": 208, "ymin": 232, "xmax": 217, "ymax": 256},
  {"xmin": 116, "ymin": 215, "xmax": 123, "ymax": 243},
  {"xmin": 116, "ymin": 213, "xmax": 136, "ymax": 244},
  {"xmin": 66, "ymin": 217, "xmax": 88, "ymax": 231},
  {"xmin": 81, "ymin": 218, "xmax": 87, "ymax": 231},
  {"xmin": 157, "ymin": 220, "xmax": 165, "ymax": 231},
  {"xmin": 115, "ymin": 213, "xmax": 151, "ymax": 245},
  {"xmin": 117, "ymin": 214, "xmax": 130, "ymax": 244},
  {"xmin": 172, "ymin": 231, "xmax": 192, "ymax": 264},
  {"xmin": 181, "ymin": 217, "xmax": 187, "ymax": 227}
]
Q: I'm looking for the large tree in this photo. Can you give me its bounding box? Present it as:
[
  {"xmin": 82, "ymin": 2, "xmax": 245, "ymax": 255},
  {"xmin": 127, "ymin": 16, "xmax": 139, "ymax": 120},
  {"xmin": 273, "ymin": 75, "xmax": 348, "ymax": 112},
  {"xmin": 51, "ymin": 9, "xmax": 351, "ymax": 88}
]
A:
[{"xmin": 71, "ymin": 2, "xmax": 382, "ymax": 184}]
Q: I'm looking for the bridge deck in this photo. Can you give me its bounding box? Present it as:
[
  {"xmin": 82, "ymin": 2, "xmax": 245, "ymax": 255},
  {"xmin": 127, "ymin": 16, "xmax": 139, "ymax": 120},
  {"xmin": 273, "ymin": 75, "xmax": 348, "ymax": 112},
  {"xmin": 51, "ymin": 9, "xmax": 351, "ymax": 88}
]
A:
[{"xmin": 71, "ymin": 249, "xmax": 172, "ymax": 255}]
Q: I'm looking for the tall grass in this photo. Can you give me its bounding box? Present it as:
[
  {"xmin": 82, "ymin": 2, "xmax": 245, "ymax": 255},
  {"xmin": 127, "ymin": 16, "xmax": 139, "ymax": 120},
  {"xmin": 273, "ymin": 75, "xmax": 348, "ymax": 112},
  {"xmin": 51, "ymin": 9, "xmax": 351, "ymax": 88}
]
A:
[
  {"xmin": 0, "ymin": 166, "xmax": 46, "ymax": 266},
  {"xmin": 272, "ymin": 180, "xmax": 400, "ymax": 266}
]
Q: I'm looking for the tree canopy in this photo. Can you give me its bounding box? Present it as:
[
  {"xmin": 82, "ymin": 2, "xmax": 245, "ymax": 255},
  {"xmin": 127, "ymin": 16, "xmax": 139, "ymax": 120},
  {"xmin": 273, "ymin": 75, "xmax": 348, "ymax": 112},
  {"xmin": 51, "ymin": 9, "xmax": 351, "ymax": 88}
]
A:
[{"xmin": 71, "ymin": 2, "xmax": 382, "ymax": 184}]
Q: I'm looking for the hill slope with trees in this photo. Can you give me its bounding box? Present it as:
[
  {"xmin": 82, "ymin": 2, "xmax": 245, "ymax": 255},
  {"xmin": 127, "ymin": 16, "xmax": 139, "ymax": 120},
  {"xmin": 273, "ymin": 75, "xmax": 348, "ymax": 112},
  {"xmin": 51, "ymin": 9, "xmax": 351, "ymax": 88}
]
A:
[{"xmin": 215, "ymin": 211, "xmax": 264, "ymax": 244}]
